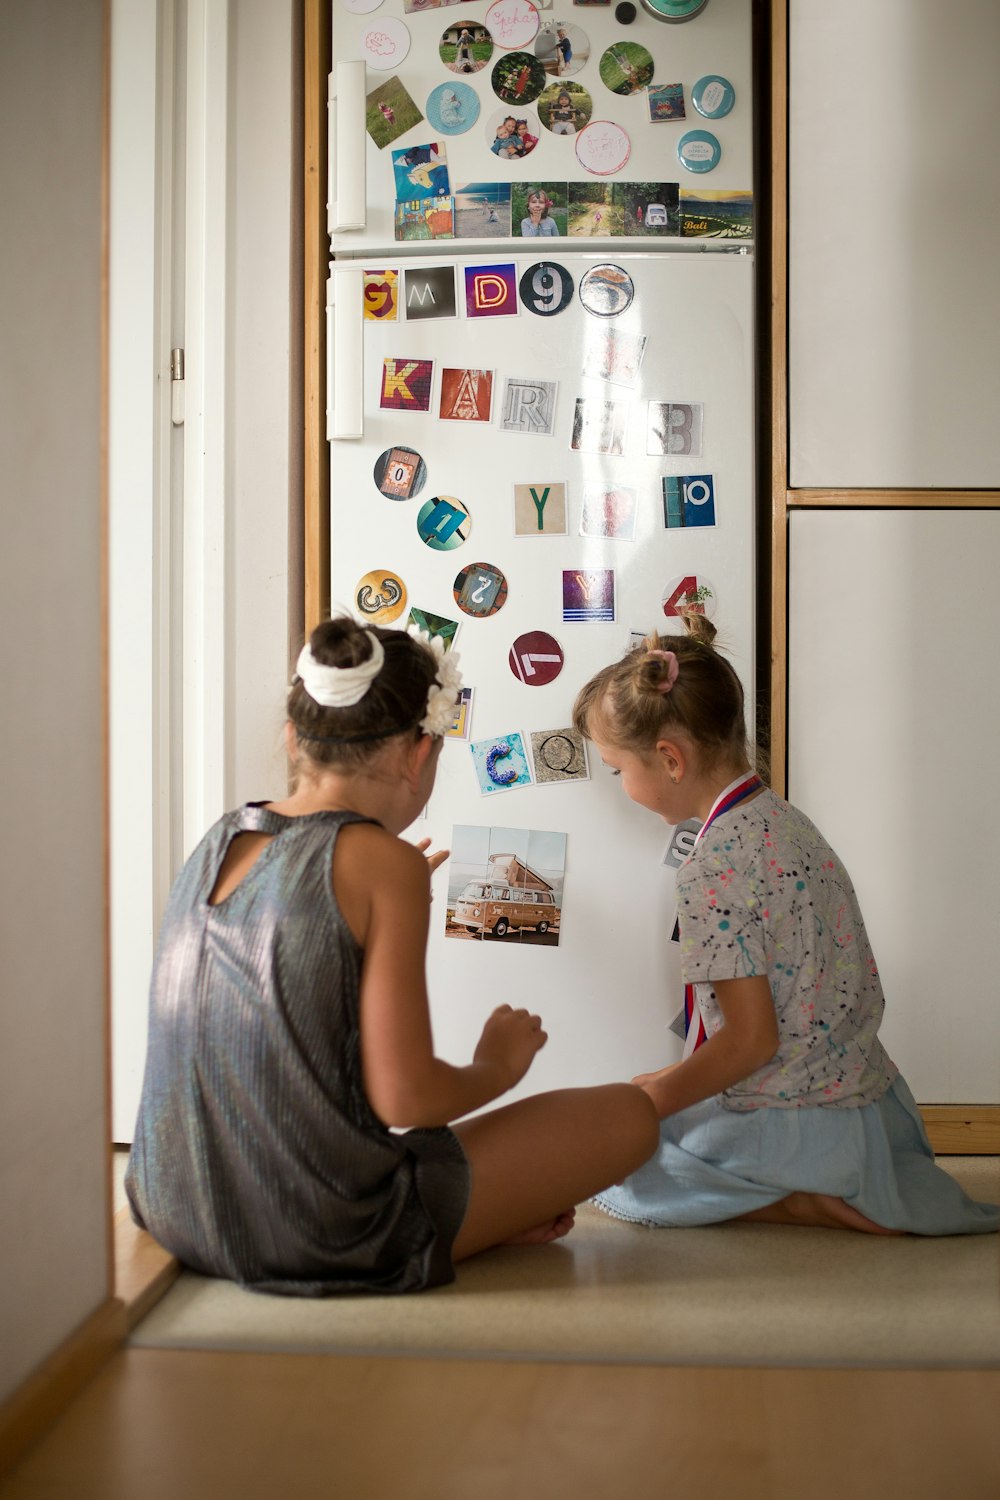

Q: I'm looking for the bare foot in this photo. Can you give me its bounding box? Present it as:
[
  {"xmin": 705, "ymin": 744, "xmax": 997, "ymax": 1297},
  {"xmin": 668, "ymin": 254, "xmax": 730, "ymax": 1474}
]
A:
[
  {"xmin": 503, "ymin": 1209, "xmax": 576, "ymax": 1246},
  {"xmin": 737, "ymin": 1193, "xmax": 904, "ymax": 1235}
]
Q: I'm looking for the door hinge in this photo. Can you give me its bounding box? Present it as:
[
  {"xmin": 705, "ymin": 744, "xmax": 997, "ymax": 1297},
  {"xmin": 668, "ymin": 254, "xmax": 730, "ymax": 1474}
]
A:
[{"xmin": 170, "ymin": 347, "xmax": 185, "ymax": 426}]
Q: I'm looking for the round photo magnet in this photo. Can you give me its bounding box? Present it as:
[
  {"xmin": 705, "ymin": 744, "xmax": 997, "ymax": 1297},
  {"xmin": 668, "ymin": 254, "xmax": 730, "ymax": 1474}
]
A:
[
  {"xmin": 426, "ymin": 81, "xmax": 480, "ymax": 136},
  {"xmin": 578, "ymin": 262, "xmax": 634, "ymax": 316}
]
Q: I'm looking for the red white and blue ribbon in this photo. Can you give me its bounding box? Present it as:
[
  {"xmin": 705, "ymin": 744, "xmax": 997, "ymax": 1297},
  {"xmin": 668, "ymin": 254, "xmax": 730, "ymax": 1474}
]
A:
[{"xmin": 680, "ymin": 772, "xmax": 763, "ymax": 1058}]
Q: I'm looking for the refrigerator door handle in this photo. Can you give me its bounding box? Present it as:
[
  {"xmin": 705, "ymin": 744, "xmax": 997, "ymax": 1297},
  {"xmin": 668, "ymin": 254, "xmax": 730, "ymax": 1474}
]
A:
[
  {"xmin": 329, "ymin": 61, "xmax": 367, "ymax": 234},
  {"xmin": 328, "ymin": 265, "xmax": 364, "ymax": 441}
]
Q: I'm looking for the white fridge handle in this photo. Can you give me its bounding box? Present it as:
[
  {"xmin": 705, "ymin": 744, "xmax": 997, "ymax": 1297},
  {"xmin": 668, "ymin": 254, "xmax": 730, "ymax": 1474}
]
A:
[
  {"xmin": 328, "ymin": 61, "xmax": 366, "ymax": 235},
  {"xmin": 328, "ymin": 265, "xmax": 364, "ymax": 441}
]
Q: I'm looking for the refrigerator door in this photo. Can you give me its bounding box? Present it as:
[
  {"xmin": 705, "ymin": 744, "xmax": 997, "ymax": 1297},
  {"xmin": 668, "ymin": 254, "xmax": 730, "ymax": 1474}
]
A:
[
  {"xmin": 328, "ymin": 248, "xmax": 754, "ymax": 1095},
  {"xmin": 329, "ymin": 0, "xmax": 752, "ymax": 254}
]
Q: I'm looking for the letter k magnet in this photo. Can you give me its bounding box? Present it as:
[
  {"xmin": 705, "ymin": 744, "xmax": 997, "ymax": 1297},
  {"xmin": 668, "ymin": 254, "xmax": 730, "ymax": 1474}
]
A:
[{"xmin": 380, "ymin": 357, "xmax": 434, "ymax": 411}]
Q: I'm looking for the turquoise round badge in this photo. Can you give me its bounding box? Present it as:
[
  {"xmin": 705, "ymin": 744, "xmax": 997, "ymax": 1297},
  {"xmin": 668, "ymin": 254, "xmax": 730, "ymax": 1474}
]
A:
[
  {"xmin": 639, "ymin": 0, "xmax": 709, "ymax": 21},
  {"xmin": 691, "ymin": 74, "xmax": 734, "ymax": 119},
  {"xmin": 678, "ymin": 128, "xmax": 721, "ymax": 173}
]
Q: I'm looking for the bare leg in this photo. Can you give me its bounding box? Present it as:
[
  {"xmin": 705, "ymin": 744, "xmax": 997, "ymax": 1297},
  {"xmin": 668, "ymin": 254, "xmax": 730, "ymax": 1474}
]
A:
[
  {"xmin": 451, "ymin": 1084, "xmax": 659, "ymax": 1262},
  {"xmin": 736, "ymin": 1192, "xmax": 905, "ymax": 1235}
]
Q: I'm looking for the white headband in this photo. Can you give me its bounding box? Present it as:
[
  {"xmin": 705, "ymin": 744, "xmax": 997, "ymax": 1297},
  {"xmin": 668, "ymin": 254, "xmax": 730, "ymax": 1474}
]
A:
[{"xmin": 294, "ymin": 635, "xmax": 385, "ymax": 708}]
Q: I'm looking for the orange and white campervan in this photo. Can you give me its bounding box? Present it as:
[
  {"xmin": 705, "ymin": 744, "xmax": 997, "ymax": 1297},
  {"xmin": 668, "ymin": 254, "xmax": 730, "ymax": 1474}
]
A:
[{"xmin": 451, "ymin": 851, "xmax": 559, "ymax": 938}]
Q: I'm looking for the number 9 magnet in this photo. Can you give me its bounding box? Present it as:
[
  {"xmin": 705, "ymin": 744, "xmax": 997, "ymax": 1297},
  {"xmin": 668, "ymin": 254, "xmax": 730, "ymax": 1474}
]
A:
[{"xmin": 519, "ymin": 261, "xmax": 575, "ymax": 317}]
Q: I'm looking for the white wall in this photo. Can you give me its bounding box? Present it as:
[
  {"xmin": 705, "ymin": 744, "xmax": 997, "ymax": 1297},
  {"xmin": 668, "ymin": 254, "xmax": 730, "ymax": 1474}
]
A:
[{"xmin": 0, "ymin": 0, "xmax": 109, "ymax": 1403}]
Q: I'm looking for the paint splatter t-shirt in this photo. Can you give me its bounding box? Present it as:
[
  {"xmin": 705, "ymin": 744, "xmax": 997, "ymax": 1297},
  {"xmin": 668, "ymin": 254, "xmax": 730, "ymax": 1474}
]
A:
[{"xmin": 675, "ymin": 789, "xmax": 898, "ymax": 1111}]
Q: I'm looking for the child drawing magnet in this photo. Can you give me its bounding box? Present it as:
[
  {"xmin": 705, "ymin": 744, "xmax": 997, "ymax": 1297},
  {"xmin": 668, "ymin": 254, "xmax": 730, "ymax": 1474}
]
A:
[
  {"xmin": 373, "ymin": 445, "xmax": 427, "ymax": 499},
  {"xmin": 354, "ymin": 569, "xmax": 407, "ymax": 623},
  {"xmin": 513, "ymin": 481, "xmax": 568, "ymax": 535},
  {"xmin": 416, "ymin": 495, "xmax": 471, "ymax": 551},
  {"xmin": 575, "ymin": 120, "xmax": 631, "ymax": 175},
  {"xmin": 361, "ymin": 16, "xmax": 411, "ymax": 69},
  {"xmin": 509, "ymin": 630, "xmax": 564, "ymax": 685},
  {"xmin": 677, "ymin": 128, "xmax": 721, "ymax": 173},
  {"xmin": 453, "ymin": 561, "xmax": 509, "ymax": 615},
  {"xmin": 485, "ymin": 0, "xmax": 540, "ymax": 51},
  {"xmin": 578, "ymin": 262, "xmax": 634, "ymax": 316},
  {"xmin": 440, "ymin": 20, "xmax": 494, "ymax": 74},
  {"xmin": 691, "ymin": 74, "xmax": 735, "ymax": 120},
  {"xmin": 529, "ymin": 727, "xmax": 589, "ymax": 784},
  {"xmin": 661, "ymin": 572, "xmax": 716, "ymax": 620},
  {"xmin": 341, "ymin": 0, "xmax": 384, "ymax": 13},
  {"xmin": 470, "ymin": 732, "xmax": 533, "ymax": 794},
  {"xmin": 519, "ymin": 260, "xmax": 574, "ymax": 314},
  {"xmin": 426, "ymin": 81, "xmax": 480, "ymax": 136}
]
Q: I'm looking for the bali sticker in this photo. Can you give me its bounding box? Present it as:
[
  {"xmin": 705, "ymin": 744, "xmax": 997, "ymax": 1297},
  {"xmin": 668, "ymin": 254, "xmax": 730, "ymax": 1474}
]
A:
[
  {"xmin": 403, "ymin": 265, "xmax": 458, "ymax": 319},
  {"xmin": 647, "ymin": 82, "xmax": 685, "ymax": 122},
  {"xmin": 501, "ymin": 377, "xmax": 558, "ymax": 435},
  {"xmin": 361, "ymin": 16, "xmax": 411, "ymax": 70},
  {"xmin": 580, "ymin": 327, "xmax": 647, "ymax": 385},
  {"xmin": 529, "ymin": 727, "xmax": 589, "ymax": 785},
  {"xmin": 464, "ymin": 262, "xmax": 519, "ymax": 317},
  {"xmin": 514, "ymin": 183, "xmax": 568, "ymax": 236},
  {"xmin": 680, "ymin": 188, "xmax": 753, "ymax": 239},
  {"xmin": 445, "ymin": 824, "xmax": 565, "ymax": 946},
  {"xmin": 363, "ymin": 268, "xmax": 399, "ymax": 320},
  {"xmin": 691, "ymin": 74, "xmax": 735, "ymax": 120},
  {"xmin": 661, "ymin": 573, "xmax": 716, "ymax": 620},
  {"xmin": 440, "ymin": 367, "xmax": 495, "ymax": 422},
  {"xmin": 354, "ymin": 569, "xmax": 407, "ymax": 624},
  {"xmin": 417, "ymin": 494, "xmax": 471, "ymax": 550},
  {"xmin": 509, "ymin": 630, "xmax": 565, "ymax": 685},
  {"xmin": 647, "ymin": 400, "xmax": 703, "ymax": 455},
  {"xmin": 440, "ymin": 20, "xmax": 493, "ymax": 74},
  {"xmin": 445, "ymin": 686, "xmax": 474, "ymax": 739},
  {"xmin": 454, "ymin": 182, "xmax": 513, "ymax": 237},
  {"xmin": 407, "ymin": 606, "xmax": 460, "ymax": 650},
  {"xmin": 575, "ymin": 119, "xmax": 631, "ymax": 175},
  {"xmin": 519, "ymin": 259, "xmax": 574, "ymax": 314},
  {"xmin": 373, "ymin": 444, "xmax": 427, "ymax": 499},
  {"xmin": 567, "ymin": 182, "xmax": 613, "ymax": 235},
  {"xmin": 538, "ymin": 80, "xmax": 592, "ymax": 134},
  {"xmin": 598, "ymin": 41, "xmax": 653, "ymax": 95},
  {"xmin": 391, "ymin": 142, "xmax": 451, "ymax": 199},
  {"xmin": 485, "ymin": 107, "xmax": 541, "ymax": 161},
  {"xmin": 513, "ymin": 480, "xmax": 568, "ymax": 535},
  {"xmin": 491, "ymin": 51, "xmax": 547, "ymax": 105},
  {"xmin": 453, "ymin": 560, "xmax": 509, "ymax": 616},
  {"xmin": 426, "ymin": 81, "xmax": 480, "ymax": 136},
  {"xmin": 570, "ymin": 396, "xmax": 628, "ymax": 456},
  {"xmin": 615, "ymin": 182, "xmax": 679, "ymax": 235},
  {"xmin": 485, "ymin": 0, "xmax": 540, "ymax": 51},
  {"xmin": 578, "ymin": 261, "xmax": 634, "ymax": 315},
  {"xmin": 380, "ymin": 357, "xmax": 433, "ymax": 412},
  {"xmin": 580, "ymin": 482, "xmax": 638, "ymax": 540},
  {"xmin": 535, "ymin": 20, "xmax": 589, "ymax": 78},
  {"xmin": 563, "ymin": 568, "xmax": 615, "ymax": 623},
  {"xmin": 471, "ymin": 732, "xmax": 534, "ymax": 795},
  {"xmin": 394, "ymin": 200, "xmax": 455, "ymax": 241},
  {"xmin": 366, "ymin": 76, "xmax": 424, "ymax": 149},
  {"xmin": 662, "ymin": 473, "xmax": 716, "ymax": 528},
  {"xmin": 677, "ymin": 128, "xmax": 721, "ymax": 173}
]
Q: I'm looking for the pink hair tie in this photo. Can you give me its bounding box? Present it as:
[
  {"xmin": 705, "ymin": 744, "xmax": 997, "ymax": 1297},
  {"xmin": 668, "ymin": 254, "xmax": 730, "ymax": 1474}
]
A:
[{"xmin": 646, "ymin": 649, "xmax": 679, "ymax": 693}]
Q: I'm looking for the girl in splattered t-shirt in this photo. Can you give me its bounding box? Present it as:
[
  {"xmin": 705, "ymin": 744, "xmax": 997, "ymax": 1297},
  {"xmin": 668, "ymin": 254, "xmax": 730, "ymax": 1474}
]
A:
[{"xmin": 573, "ymin": 613, "xmax": 998, "ymax": 1235}]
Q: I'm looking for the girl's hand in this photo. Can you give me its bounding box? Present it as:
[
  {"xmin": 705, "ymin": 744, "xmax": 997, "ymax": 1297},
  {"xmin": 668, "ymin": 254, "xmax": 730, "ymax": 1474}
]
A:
[
  {"xmin": 631, "ymin": 1063, "xmax": 680, "ymax": 1095},
  {"xmin": 474, "ymin": 1004, "xmax": 547, "ymax": 1091},
  {"xmin": 412, "ymin": 836, "xmax": 449, "ymax": 877}
]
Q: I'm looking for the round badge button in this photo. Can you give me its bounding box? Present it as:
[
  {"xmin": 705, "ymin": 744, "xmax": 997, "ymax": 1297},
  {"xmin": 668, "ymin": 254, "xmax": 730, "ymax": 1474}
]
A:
[
  {"xmin": 578, "ymin": 262, "xmax": 635, "ymax": 317},
  {"xmin": 373, "ymin": 445, "xmax": 426, "ymax": 500},
  {"xmin": 491, "ymin": 50, "xmax": 547, "ymax": 105},
  {"xmin": 661, "ymin": 573, "xmax": 717, "ymax": 620},
  {"xmin": 453, "ymin": 561, "xmax": 509, "ymax": 616},
  {"xmin": 691, "ymin": 74, "xmax": 735, "ymax": 119},
  {"xmin": 440, "ymin": 19, "xmax": 493, "ymax": 75},
  {"xmin": 426, "ymin": 81, "xmax": 480, "ymax": 136},
  {"xmin": 575, "ymin": 120, "xmax": 631, "ymax": 176},
  {"xmin": 519, "ymin": 261, "xmax": 575, "ymax": 316},
  {"xmin": 354, "ymin": 569, "xmax": 407, "ymax": 624},
  {"xmin": 509, "ymin": 630, "xmax": 564, "ymax": 686},
  {"xmin": 417, "ymin": 495, "xmax": 471, "ymax": 551},
  {"xmin": 598, "ymin": 41, "xmax": 654, "ymax": 96},
  {"xmin": 678, "ymin": 128, "xmax": 721, "ymax": 173}
]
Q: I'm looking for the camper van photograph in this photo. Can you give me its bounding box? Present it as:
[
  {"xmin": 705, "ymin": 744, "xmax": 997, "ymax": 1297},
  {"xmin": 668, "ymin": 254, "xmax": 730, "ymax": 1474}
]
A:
[{"xmin": 445, "ymin": 823, "xmax": 566, "ymax": 946}]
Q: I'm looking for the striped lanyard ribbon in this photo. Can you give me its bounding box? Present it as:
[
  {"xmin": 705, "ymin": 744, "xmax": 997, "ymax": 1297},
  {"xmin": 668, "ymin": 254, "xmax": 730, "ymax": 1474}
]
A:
[{"xmin": 681, "ymin": 772, "xmax": 763, "ymax": 1057}]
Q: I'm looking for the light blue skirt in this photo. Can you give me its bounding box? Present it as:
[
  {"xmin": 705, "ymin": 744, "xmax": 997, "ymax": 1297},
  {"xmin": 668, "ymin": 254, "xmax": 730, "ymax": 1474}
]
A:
[{"xmin": 593, "ymin": 1076, "xmax": 1000, "ymax": 1235}]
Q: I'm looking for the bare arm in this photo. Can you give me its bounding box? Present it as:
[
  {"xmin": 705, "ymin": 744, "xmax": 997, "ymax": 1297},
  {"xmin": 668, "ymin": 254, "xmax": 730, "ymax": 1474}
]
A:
[
  {"xmin": 635, "ymin": 976, "xmax": 779, "ymax": 1120},
  {"xmin": 341, "ymin": 830, "xmax": 545, "ymax": 1128}
]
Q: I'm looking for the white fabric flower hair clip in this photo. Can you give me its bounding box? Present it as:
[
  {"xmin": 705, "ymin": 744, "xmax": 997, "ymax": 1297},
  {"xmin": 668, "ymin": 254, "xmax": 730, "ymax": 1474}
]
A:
[{"xmin": 408, "ymin": 626, "xmax": 463, "ymax": 738}]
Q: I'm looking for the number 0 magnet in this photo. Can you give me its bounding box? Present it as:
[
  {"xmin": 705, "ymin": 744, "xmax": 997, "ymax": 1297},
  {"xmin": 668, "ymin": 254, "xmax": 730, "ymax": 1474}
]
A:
[{"xmin": 519, "ymin": 261, "xmax": 574, "ymax": 317}]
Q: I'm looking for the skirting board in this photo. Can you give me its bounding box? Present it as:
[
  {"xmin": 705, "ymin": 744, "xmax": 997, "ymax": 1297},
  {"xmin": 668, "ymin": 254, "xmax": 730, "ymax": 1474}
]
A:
[{"xmin": 923, "ymin": 1107, "xmax": 1000, "ymax": 1156}]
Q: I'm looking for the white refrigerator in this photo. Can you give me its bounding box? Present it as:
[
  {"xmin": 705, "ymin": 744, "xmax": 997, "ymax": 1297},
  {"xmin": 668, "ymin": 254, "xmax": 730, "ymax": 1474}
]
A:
[{"xmin": 327, "ymin": 0, "xmax": 756, "ymax": 1096}]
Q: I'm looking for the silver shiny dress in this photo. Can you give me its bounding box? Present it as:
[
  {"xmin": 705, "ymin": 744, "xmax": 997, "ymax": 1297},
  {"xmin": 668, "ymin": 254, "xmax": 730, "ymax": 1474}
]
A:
[{"xmin": 125, "ymin": 804, "xmax": 470, "ymax": 1295}]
